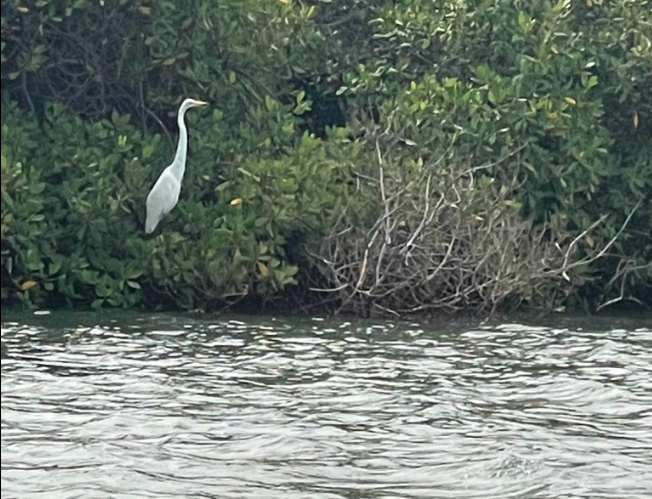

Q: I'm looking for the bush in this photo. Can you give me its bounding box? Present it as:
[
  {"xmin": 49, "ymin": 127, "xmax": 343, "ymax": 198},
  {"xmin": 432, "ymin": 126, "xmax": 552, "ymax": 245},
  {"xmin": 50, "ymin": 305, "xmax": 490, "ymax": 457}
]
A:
[
  {"xmin": 308, "ymin": 90, "xmax": 645, "ymax": 315},
  {"xmin": 0, "ymin": 93, "xmax": 349, "ymax": 309},
  {"xmin": 309, "ymin": 0, "xmax": 652, "ymax": 310},
  {"xmin": 2, "ymin": 0, "xmax": 650, "ymax": 313}
]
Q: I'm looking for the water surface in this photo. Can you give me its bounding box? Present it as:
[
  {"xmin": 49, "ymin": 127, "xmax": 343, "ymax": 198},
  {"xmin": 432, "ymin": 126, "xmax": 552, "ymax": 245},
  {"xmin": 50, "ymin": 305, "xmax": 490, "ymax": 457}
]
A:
[{"xmin": 2, "ymin": 312, "xmax": 652, "ymax": 498}]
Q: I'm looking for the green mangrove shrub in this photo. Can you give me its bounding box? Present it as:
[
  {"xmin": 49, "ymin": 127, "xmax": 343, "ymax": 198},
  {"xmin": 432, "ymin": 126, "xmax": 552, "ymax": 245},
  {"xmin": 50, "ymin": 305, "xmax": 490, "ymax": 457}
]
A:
[
  {"xmin": 1, "ymin": 93, "xmax": 349, "ymax": 309},
  {"xmin": 309, "ymin": 0, "xmax": 652, "ymax": 309},
  {"xmin": 1, "ymin": 0, "xmax": 650, "ymax": 312}
]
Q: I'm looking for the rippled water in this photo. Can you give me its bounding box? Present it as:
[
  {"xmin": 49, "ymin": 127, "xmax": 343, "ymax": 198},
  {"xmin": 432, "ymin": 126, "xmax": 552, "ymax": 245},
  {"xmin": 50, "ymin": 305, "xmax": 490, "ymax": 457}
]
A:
[{"xmin": 2, "ymin": 312, "xmax": 652, "ymax": 499}]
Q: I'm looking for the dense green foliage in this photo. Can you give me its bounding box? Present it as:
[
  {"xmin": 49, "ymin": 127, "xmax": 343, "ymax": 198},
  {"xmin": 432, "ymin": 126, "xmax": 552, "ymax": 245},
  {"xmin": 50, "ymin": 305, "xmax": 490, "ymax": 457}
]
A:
[{"xmin": 1, "ymin": 0, "xmax": 650, "ymax": 313}]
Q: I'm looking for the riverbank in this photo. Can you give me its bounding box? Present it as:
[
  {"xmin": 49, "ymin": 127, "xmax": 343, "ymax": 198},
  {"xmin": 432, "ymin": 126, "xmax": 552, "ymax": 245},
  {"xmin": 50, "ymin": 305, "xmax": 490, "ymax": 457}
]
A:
[{"xmin": 2, "ymin": 1, "xmax": 650, "ymax": 315}]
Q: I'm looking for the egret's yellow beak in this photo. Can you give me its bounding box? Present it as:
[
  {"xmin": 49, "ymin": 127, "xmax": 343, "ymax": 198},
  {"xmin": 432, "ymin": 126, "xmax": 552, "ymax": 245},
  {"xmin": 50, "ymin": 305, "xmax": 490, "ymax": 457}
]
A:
[{"xmin": 192, "ymin": 99, "xmax": 208, "ymax": 106}]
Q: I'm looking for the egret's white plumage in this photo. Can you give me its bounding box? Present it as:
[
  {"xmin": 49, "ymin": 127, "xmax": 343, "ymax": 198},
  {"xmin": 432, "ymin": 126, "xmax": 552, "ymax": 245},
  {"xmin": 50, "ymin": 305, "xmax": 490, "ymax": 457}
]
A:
[{"xmin": 145, "ymin": 98, "xmax": 207, "ymax": 233}]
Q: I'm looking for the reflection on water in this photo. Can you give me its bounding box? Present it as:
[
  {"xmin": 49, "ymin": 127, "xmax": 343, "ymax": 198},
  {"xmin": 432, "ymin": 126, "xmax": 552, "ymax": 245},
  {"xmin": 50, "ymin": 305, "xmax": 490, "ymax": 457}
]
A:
[{"xmin": 2, "ymin": 312, "xmax": 652, "ymax": 499}]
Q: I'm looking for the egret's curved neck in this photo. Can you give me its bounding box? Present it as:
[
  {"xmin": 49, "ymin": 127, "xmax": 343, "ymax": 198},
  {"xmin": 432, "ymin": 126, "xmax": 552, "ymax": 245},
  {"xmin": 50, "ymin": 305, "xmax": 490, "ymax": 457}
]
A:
[{"xmin": 171, "ymin": 102, "xmax": 192, "ymax": 179}]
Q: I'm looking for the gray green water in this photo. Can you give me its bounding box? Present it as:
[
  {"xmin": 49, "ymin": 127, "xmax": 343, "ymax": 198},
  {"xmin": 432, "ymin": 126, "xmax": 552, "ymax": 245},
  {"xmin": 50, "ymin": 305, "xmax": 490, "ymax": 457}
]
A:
[{"xmin": 2, "ymin": 311, "xmax": 651, "ymax": 499}]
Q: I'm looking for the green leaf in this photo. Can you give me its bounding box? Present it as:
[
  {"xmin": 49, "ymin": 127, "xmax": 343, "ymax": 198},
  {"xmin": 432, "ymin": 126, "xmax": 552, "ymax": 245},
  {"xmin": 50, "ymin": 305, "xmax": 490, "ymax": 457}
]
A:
[
  {"xmin": 552, "ymin": 0, "xmax": 566, "ymax": 12},
  {"xmin": 265, "ymin": 95, "xmax": 278, "ymax": 111},
  {"xmin": 49, "ymin": 261, "xmax": 62, "ymax": 276},
  {"xmin": 284, "ymin": 265, "xmax": 298, "ymax": 277}
]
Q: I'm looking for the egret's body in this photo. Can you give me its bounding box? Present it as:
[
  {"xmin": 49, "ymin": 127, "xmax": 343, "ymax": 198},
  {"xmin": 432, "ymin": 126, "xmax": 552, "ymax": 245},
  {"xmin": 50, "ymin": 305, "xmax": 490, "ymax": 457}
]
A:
[{"xmin": 145, "ymin": 98, "xmax": 207, "ymax": 233}]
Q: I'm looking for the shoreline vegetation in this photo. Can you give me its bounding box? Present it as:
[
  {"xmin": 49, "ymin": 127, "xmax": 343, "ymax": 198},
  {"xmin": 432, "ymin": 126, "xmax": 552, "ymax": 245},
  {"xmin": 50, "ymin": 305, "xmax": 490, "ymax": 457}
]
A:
[{"xmin": 1, "ymin": 0, "xmax": 650, "ymax": 317}]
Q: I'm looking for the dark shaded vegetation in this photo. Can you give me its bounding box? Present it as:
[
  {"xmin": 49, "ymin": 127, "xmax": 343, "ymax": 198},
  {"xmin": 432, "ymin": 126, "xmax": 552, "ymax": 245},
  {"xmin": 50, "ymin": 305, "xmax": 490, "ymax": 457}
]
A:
[{"xmin": 1, "ymin": 0, "xmax": 650, "ymax": 316}]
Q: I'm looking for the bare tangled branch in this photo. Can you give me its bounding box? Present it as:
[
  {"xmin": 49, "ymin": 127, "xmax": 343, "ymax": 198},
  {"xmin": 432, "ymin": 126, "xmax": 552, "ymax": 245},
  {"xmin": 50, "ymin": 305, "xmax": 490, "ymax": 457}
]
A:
[{"xmin": 308, "ymin": 128, "xmax": 641, "ymax": 317}]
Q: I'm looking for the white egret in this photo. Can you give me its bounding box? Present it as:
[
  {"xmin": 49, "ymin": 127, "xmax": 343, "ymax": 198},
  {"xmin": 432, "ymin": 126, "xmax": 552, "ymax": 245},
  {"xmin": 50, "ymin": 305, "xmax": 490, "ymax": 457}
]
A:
[{"xmin": 145, "ymin": 98, "xmax": 208, "ymax": 233}]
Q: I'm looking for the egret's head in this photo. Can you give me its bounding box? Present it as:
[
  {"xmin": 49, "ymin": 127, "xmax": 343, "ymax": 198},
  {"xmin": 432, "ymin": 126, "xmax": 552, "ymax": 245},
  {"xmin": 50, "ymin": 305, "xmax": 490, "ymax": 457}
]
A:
[
  {"xmin": 180, "ymin": 98, "xmax": 209, "ymax": 112},
  {"xmin": 188, "ymin": 98, "xmax": 208, "ymax": 107}
]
